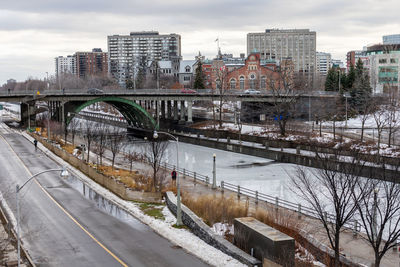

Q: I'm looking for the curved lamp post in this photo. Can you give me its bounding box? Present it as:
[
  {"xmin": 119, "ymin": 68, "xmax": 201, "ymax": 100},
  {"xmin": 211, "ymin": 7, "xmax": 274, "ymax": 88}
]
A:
[
  {"xmin": 152, "ymin": 131, "xmax": 182, "ymax": 226},
  {"xmin": 16, "ymin": 167, "xmax": 69, "ymax": 267}
]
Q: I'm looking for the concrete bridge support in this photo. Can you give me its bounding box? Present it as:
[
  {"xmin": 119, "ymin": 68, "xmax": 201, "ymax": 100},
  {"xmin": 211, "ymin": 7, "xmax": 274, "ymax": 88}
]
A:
[
  {"xmin": 161, "ymin": 100, "xmax": 166, "ymax": 119},
  {"xmin": 167, "ymin": 101, "xmax": 172, "ymax": 119},
  {"xmin": 173, "ymin": 100, "xmax": 179, "ymax": 121},
  {"xmin": 20, "ymin": 102, "xmax": 36, "ymax": 129},
  {"xmin": 179, "ymin": 100, "xmax": 186, "ymax": 124},
  {"xmin": 187, "ymin": 101, "xmax": 193, "ymax": 124}
]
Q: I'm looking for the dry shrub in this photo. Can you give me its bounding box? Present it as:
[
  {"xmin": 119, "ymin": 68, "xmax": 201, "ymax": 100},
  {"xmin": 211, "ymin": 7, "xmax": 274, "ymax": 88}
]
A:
[
  {"xmin": 182, "ymin": 194, "xmax": 249, "ymax": 226},
  {"xmin": 97, "ymin": 165, "xmax": 153, "ymax": 192}
]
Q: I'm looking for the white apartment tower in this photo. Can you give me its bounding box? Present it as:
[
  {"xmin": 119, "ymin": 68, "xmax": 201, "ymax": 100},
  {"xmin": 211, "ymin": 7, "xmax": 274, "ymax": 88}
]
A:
[
  {"xmin": 316, "ymin": 52, "xmax": 332, "ymax": 75},
  {"xmin": 55, "ymin": 55, "xmax": 76, "ymax": 76},
  {"xmin": 247, "ymin": 29, "xmax": 316, "ymax": 76},
  {"xmin": 108, "ymin": 31, "xmax": 181, "ymax": 86}
]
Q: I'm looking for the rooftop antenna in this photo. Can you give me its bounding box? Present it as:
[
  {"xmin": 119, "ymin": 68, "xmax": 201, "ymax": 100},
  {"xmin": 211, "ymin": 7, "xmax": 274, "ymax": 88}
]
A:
[{"xmin": 215, "ymin": 37, "xmax": 221, "ymax": 59}]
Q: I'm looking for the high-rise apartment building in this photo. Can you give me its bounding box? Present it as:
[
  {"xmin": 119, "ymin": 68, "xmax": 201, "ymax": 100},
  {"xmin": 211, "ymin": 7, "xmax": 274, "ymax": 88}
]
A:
[
  {"xmin": 247, "ymin": 29, "xmax": 316, "ymax": 75},
  {"xmin": 55, "ymin": 55, "xmax": 76, "ymax": 76},
  {"xmin": 383, "ymin": 34, "xmax": 400, "ymax": 45},
  {"xmin": 316, "ymin": 52, "xmax": 331, "ymax": 75},
  {"xmin": 75, "ymin": 48, "xmax": 108, "ymax": 78},
  {"xmin": 108, "ymin": 31, "xmax": 181, "ymax": 86}
]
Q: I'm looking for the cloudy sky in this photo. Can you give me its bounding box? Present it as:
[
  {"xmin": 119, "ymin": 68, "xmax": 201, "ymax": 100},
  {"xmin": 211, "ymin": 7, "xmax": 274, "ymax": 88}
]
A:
[{"xmin": 1, "ymin": 0, "xmax": 399, "ymax": 84}]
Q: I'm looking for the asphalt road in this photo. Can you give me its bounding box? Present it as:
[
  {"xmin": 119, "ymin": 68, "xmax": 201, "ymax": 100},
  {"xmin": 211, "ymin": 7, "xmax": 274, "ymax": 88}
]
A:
[{"xmin": 0, "ymin": 122, "xmax": 209, "ymax": 267}]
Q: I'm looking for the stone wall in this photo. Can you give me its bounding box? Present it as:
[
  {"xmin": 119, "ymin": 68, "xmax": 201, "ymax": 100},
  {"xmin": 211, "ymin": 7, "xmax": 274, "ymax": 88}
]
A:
[{"xmin": 165, "ymin": 192, "xmax": 261, "ymax": 267}]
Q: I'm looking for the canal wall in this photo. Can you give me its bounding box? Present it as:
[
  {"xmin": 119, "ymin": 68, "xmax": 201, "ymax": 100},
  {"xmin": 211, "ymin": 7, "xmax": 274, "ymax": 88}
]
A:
[{"xmin": 174, "ymin": 133, "xmax": 400, "ymax": 182}]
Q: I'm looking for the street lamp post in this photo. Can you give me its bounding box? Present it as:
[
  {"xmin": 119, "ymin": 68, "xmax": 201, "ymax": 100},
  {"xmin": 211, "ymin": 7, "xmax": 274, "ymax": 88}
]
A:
[
  {"xmin": 153, "ymin": 131, "xmax": 182, "ymax": 226},
  {"xmin": 16, "ymin": 167, "xmax": 69, "ymax": 267},
  {"xmin": 212, "ymin": 154, "xmax": 217, "ymax": 189}
]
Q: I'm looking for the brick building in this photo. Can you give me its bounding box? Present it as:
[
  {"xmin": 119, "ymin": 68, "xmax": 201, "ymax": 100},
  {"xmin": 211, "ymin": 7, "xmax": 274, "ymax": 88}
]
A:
[
  {"xmin": 210, "ymin": 53, "xmax": 288, "ymax": 91},
  {"xmin": 75, "ymin": 48, "xmax": 108, "ymax": 78}
]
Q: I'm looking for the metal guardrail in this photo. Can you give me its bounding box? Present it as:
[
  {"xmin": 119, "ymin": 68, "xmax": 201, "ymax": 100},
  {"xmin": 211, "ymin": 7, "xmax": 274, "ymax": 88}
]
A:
[{"xmin": 161, "ymin": 160, "xmax": 360, "ymax": 233}]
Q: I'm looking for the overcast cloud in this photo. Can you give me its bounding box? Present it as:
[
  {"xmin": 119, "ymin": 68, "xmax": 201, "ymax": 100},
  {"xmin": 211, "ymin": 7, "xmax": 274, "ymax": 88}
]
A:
[{"xmin": 1, "ymin": 0, "xmax": 399, "ymax": 84}]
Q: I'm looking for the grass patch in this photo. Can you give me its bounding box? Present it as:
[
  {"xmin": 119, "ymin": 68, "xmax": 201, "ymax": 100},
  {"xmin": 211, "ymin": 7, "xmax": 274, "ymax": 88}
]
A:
[
  {"xmin": 139, "ymin": 202, "xmax": 165, "ymax": 220},
  {"xmin": 182, "ymin": 194, "xmax": 249, "ymax": 226},
  {"xmin": 172, "ymin": 224, "xmax": 188, "ymax": 229}
]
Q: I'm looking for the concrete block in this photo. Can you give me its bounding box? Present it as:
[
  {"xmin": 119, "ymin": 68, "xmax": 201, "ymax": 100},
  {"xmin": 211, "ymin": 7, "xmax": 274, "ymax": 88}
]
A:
[{"xmin": 234, "ymin": 217, "xmax": 294, "ymax": 267}]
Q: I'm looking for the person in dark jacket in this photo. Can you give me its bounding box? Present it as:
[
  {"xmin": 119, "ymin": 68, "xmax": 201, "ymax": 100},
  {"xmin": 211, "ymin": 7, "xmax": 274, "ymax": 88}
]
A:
[{"xmin": 171, "ymin": 168, "xmax": 177, "ymax": 187}]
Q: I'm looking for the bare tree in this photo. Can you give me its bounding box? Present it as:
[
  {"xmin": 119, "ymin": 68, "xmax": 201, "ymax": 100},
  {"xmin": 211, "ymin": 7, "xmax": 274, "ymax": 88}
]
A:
[
  {"xmin": 83, "ymin": 121, "xmax": 97, "ymax": 162},
  {"xmin": 95, "ymin": 123, "xmax": 109, "ymax": 165},
  {"xmin": 68, "ymin": 118, "xmax": 80, "ymax": 146},
  {"xmin": 108, "ymin": 128, "xmax": 125, "ymax": 169},
  {"xmin": 144, "ymin": 138, "xmax": 169, "ymax": 192},
  {"xmin": 358, "ymin": 98, "xmax": 374, "ymax": 143},
  {"xmin": 267, "ymin": 60, "xmax": 298, "ymax": 136},
  {"xmin": 124, "ymin": 149, "xmax": 142, "ymax": 173},
  {"xmin": 291, "ymin": 152, "xmax": 365, "ymax": 267},
  {"xmin": 373, "ymin": 107, "xmax": 388, "ymax": 153},
  {"xmin": 354, "ymin": 163, "xmax": 400, "ymax": 267},
  {"xmin": 213, "ymin": 61, "xmax": 229, "ymax": 128},
  {"xmin": 385, "ymin": 93, "xmax": 400, "ymax": 147}
]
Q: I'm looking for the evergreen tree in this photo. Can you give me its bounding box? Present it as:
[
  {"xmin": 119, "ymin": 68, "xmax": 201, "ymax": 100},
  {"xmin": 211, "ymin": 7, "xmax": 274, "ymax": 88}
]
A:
[
  {"xmin": 355, "ymin": 58, "xmax": 364, "ymax": 78},
  {"xmin": 325, "ymin": 67, "xmax": 339, "ymax": 91},
  {"xmin": 126, "ymin": 79, "xmax": 134, "ymax": 89},
  {"xmin": 346, "ymin": 64, "xmax": 356, "ymax": 89},
  {"xmin": 349, "ymin": 59, "xmax": 372, "ymax": 111},
  {"xmin": 193, "ymin": 61, "xmax": 205, "ymax": 89}
]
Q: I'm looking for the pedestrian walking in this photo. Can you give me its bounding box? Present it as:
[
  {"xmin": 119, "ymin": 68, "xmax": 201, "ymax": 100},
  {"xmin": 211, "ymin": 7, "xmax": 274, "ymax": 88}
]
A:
[
  {"xmin": 171, "ymin": 168, "xmax": 177, "ymax": 187},
  {"xmin": 33, "ymin": 139, "xmax": 38, "ymax": 151}
]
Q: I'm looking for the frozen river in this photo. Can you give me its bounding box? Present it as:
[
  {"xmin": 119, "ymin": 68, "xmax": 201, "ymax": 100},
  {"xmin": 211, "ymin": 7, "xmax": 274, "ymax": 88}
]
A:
[{"xmin": 126, "ymin": 139, "xmax": 299, "ymax": 203}]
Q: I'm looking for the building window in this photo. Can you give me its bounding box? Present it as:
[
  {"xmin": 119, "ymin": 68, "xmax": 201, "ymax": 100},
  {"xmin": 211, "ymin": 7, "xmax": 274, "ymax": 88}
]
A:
[
  {"xmin": 239, "ymin": 76, "xmax": 245, "ymax": 90},
  {"xmin": 249, "ymin": 74, "xmax": 256, "ymax": 89},
  {"xmin": 230, "ymin": 79, "xmax": 236, "ymax": 89},
  {"xmin": 261, "ymin": 76, "xmax": 266, "ymax": 89},
  {"xmin": 379, "ymin": 58, "xmax": 387, "ymax": 64},
  {"xmin": 185, "ymin": 66, "xmax": 191, "ymax": 72},
  {"xmin": 184, "ymin": 76, "xmax": 190, "ymax": 81},
  {"xmin": 391, "ymin": 58, "xmax": 398, "ymax": 64}
]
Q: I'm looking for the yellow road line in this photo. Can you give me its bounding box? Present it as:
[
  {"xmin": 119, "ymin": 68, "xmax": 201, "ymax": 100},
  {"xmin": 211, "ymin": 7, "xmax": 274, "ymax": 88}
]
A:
[{"xmin": 0, "ymin": 134, "xmax": 128, "ymax": 267}]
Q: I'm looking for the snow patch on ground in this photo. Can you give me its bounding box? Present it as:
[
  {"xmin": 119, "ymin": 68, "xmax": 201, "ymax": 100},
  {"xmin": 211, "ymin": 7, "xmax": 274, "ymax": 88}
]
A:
[{"xmin": 212, "ymin": 223, "xmax": 234, "ymax": 236}]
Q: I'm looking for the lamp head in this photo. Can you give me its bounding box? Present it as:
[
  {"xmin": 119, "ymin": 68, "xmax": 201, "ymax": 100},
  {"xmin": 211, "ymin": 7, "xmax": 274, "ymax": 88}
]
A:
[
  {"xmin": 60, "ymin": 167, "xmax": 69, "ymax": 178},
  {"xmin": 213, "ymin": 153, "xmax": 216, "ymax": 158},
  {"xmin": 153, "ymin": 131, "xmax": 158, "ymax": 139}
]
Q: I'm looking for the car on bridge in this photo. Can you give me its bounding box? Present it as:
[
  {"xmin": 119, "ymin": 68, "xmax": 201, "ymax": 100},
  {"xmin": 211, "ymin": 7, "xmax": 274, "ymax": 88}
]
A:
[
  {"xmin": 87, "ymin": 88, "xmax": 104, "ymax": 94},
  {"xmin": 244, "ymin": 89, "xmax": 261, "ymax": 95},
  {"xmin": 180, "ymin": 89, "xmax": 197, "ymax": 94}
]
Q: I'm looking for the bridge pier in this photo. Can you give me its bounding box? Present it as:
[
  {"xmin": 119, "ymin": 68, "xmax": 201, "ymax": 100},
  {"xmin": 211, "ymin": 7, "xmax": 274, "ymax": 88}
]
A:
[
  {"xmin": 20, "ymin": 102, "xmax": 36, "ymax": 129},
  {"xmin": 187, "ymin": 101, "xmax": 193, "ymax": 124},
  {"xmin": 161, "ymin": 100, "xmax": 166, "ymax": 119},
  {"xmin": 173, "ymin": 100, "xmax": 179, "ymax": 121},
  {"xmin": 179, "ymin": 100, "xmax": 186, "ymax": 124},
  {"xmin": 167, "ymin": 101, "xmax": 172, "ymax": 119}
]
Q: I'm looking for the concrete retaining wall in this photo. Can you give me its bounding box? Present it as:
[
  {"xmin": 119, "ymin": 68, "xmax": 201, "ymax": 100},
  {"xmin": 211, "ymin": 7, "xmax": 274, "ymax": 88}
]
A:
[
  {"xmin": 175, "ymin": 134, "xmax": 400, "ymax": 182},
  {"xmin": 38, "ymin": 138, "xmax": 162, "ymax": 203},
  {"xmin": 165, "ymin": 192, "xmax": 261, "ymax": 267}
]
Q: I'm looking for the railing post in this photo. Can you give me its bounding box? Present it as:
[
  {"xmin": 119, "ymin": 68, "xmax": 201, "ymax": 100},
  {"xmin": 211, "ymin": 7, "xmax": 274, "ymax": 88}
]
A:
[
  {"xmin": 205, "ymin": 176, "xmax": 209, "ymax": 186},
  {"xmin": 324, "ymin": 212, "xmax": 328, "ymax": 222},
  {"xmin": 298, "ymin": 204, "xmax": 302, "ymax": 218},
  {"xmin": 275, "ymin": 196, "xmax": 279, "ymax": 210},
  {"xmin": 221, "ymin": 181, "xmax": 224, "ymax": 193},
  {"xmin": 255, "ymin": 191, "xmax": 258, "ymax": 204},
  {"xmin": 193, "ymin": 172, "xmax": 197, "ymax": 185},
  {"xmin": 237, "ymin": 185, "xmax": 241, "ymax": 198},
  {"xmin": 164, "ymin": 162, "xmax": 167, "ymax": 170},
  {"xmin": 183, "ymin": 168, "xmax": 186, "ymax": 179}
]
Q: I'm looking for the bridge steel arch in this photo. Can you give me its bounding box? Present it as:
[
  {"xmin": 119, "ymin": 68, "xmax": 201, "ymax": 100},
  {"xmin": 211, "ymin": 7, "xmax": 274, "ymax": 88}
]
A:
[{"xmin": 64, "ymin": 96, "xmax": 157, "ymax": 129}]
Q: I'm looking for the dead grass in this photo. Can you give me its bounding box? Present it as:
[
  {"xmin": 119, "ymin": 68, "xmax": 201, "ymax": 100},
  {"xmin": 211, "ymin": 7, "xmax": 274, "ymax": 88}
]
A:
[
  {"xmin": 96, "ymin": 165, "xmax": 153, "ymax": 191},
  {"xmin": 181, "ymin": 194, "xmax": 249, "ymax": 226}
]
